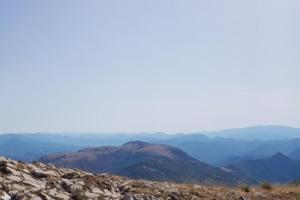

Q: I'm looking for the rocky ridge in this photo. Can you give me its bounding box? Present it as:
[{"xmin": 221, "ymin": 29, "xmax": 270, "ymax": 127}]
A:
[{"xmin": 0, "ymin": 156, "xmax": 297, "ymax": 200}]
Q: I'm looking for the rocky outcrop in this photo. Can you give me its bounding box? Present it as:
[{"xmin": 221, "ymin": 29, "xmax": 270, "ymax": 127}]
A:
[{"xmin": 0, "ymin": 156, "xmax": 297, "ymax": 200}]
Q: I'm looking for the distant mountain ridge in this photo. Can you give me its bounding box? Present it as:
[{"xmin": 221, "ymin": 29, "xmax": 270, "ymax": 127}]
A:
[
  {"xmin": 40, "ymin": 141, "xmax": 240, "ymax": 185},
  {"xmin": 227, "ymin": 152, "xmax": 300, "ymax": 184},
  {"xmin": 209, "ymin": 125, "xmax": 300, "ymax": 140},
  {"xmin": 290, "ymin": 148, "xmax": 300, "ymax": 160},
  {"xmin": 0, "ymin": 134, "xmax": 82, "ymax": 162},
  {"xmin": 2, "ymin": 126, "xmax": 300, "ymax": 185},
  {"xmin": 1, "ymin": 125, "xmax": 300, "ymax": 165}
]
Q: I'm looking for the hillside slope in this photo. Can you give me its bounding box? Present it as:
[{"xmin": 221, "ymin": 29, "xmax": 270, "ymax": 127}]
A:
[{"xmin": 40, "ymin": 141, "xmax": 239, "ymax": 185}]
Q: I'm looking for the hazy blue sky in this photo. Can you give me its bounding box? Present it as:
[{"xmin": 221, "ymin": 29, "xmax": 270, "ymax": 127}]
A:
[{"xmin": 0, "ymin": 0, "xmax": 299, "ymax": 133}]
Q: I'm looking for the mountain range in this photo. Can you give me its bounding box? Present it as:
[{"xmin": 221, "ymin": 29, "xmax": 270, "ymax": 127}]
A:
[
  {"xmin": 39, "ymin": 141, "xmax": 239, "ymax": 185},
  {"xmin": 1, "ymin": 125, "xmax": 300, "ymax": 185},
  {"xmin": 2, "ymin": 125, "xmax": 300, "ymax": 164}
]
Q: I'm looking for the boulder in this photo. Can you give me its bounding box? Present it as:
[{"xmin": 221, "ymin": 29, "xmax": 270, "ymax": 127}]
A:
[
  {"xmin": 0, "ymin": 192, "xmax": 11, "ymax": 200},
  {"xmin": 32, "ymin": 168, "xmax": 49, "ymax": 178}
]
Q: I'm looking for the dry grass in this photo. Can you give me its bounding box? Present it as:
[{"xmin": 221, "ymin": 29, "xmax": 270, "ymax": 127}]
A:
[
  {"xmin": 273, "ymin": 184, "xmax": 300, "ymax": 193},
  {"xmin": 273, "ymin": 185, "xmax": 300, "ymax": 200}
]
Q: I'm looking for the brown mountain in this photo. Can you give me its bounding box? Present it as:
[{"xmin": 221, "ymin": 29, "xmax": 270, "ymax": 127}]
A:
[{"xmin": 40, "ymin": 141, "xmax": 239, "ymax": 185}]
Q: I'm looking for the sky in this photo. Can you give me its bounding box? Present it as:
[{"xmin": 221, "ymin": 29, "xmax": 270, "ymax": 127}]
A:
[{"xmin": 0, "ymin": 0, "xmax": 299, "ymax": 133}]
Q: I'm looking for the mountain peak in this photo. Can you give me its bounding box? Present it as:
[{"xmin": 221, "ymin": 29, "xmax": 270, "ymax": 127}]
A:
[
  {"xmin": 122, "ymin": 141, "xmax": 150, "ymax": 148},
  {"xmin": 271, "ymin": 152, "xmax": 289, "ymax": 160},
  {"xmin": 120, "ymin": 141, "xmax": 178, "ymax": 159}
]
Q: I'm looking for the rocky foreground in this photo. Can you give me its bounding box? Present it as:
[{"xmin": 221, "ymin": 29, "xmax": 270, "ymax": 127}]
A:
[{"xmin": 0, "ymin": 156, "xmax": 298, "ymax": 200}]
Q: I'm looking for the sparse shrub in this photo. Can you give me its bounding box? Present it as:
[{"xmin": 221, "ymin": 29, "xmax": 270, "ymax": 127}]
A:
[
  {"xmin": 239, "ymin": 184, "xmax": 250, "ymax": 193},
  {"xmin": 71, "ymin": 192, "xmax": 87, "ymax": 200},
  {"xmin": 260, "ymin": 182, "xmax": 272, "ymax": 190},
  {"xmin": 293, "ymin": 179, "xmax": 300, "ymax": 185}
]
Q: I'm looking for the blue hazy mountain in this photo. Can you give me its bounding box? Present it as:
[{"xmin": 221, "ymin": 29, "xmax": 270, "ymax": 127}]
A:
[
  {"xmin": 152, "ymin": 126, "xmax": 300, "ymax": 165},
  {"xmin": 162, "ymin": 125, "xmax": 300, "ymax": 141},
  {"xmin": 166, "ymin": 138, "xmax": 300, "ymax": 165},
  {"xmin": 18, "ymin": 132, "xmax": 174, "ymax": 146},
  {"xmin": 208, "ymin": 125, "xmax": 300, "ymax": 140},
  {"xmin": 226, "ymin": 152, "xmax": 300, "ymax": 184},
  {"xmin": 290, "ymin": 148, "xmax": 300, "ymax": 160},
  {"xmin": 0, "ymin": 134, "xmax": 82, "ymax": 162}
]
